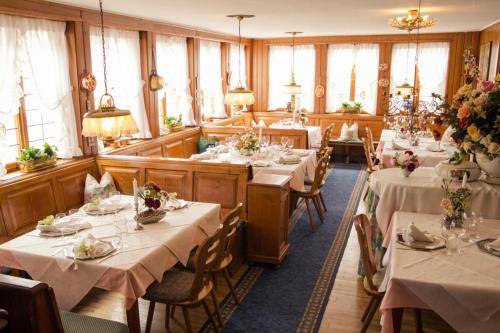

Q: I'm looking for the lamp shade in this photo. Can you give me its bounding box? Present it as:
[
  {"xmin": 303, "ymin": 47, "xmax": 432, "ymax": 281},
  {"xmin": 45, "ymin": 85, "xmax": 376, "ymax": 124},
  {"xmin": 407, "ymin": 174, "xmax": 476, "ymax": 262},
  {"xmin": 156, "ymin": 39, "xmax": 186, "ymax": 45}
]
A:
[
  {"xmin": 224, "ymin": 86, "xmax": 255, "ymax": 106},
  {"xmin": 82, "ymin": 93, "xmax": 139, "ymax": 143},
  {"xmin": 396, "ymin": 82, "xmax": 415, "ymax": 99},
  {"xmin": 283, "ymin": 82, "xmax": 302, "ymax": 95}
]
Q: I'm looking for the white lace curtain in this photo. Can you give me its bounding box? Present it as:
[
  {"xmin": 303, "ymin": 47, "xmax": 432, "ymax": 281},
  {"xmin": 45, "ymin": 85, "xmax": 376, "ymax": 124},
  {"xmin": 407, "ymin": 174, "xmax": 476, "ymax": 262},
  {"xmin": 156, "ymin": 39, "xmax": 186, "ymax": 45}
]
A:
[
  {"xmin": 156, "ymin": 35, "xmax": 195, "ymax": 126},
  {"xmin": 229, "ymin": 44, "xmax": 247, "ymax": 89},
  {"xmin": 199, "ymin": 40, "xmax": 226, "ymax": 119},
  {"xmin": 0, "ymin": 14, "xmax": 82, "ymax": 160},
  {"xmin": 268, "ymin": 45, "xmax": 315, "ymax": 112},
  {"xmin": 390, "ymin": 42, "xmax": 450, "ymax": 103},
  {"xmin": 90, "ymin": 26, "xmax": 151, "ymax": 138},
  {"xmin": 326, "ymin": 43, "xmax": 379, "ymax": 114}
]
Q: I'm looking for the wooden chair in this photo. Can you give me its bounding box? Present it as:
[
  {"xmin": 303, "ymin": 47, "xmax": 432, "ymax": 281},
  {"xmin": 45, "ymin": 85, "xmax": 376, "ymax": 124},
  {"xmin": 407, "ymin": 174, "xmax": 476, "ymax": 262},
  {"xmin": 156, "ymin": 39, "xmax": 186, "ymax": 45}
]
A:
[
  {"xmin": 365, "ymin": 127, "xmax": 377, "ymax": 160},
  {"xmin": 362, "ymin": 137, "xmax": 379, "ymax": 175},
  {"xmin": 353, "ymin": 214, "xmax": 423, "ymax": 333},
  {"xmin": 353, "ymin": 214, "xmax": 385, "ymax": 333},
  {"xmin": 317, "ymin": 123, "xmax": 334, "ymax": 158},
  {"xmin": 293, "ymin": 153, "xmax": 330, "ymax": 232},
  {"xmin": 0, "ymin": 274, "xmax": 129, "ymax": 333},
  {"xmin": 143, "ymin": 226, "xmax": 224, "ymax": 333}
]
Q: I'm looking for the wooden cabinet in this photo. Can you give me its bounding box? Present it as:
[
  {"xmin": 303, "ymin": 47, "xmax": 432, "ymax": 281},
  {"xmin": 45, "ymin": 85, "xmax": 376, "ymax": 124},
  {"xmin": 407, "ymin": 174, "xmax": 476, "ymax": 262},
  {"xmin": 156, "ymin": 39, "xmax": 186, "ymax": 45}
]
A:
[{"xmin": 247, "ymin": 174, "xmax": 291, "ymax": 265}]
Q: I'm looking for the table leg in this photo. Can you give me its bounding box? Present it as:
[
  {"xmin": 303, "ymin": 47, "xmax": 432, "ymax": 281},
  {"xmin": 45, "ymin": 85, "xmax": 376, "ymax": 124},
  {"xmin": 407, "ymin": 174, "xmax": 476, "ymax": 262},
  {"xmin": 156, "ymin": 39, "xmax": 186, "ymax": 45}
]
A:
[
  {"xmin": 345, "ymin": 145, "xmax": 350, "ymax": 164},
  {"xmin": 126, "ymin": 299, "xmax": 141, "ymax": 333},
  {"xmin": 392, "ymin": 307, "xmax": 403, "ymax": 333}
]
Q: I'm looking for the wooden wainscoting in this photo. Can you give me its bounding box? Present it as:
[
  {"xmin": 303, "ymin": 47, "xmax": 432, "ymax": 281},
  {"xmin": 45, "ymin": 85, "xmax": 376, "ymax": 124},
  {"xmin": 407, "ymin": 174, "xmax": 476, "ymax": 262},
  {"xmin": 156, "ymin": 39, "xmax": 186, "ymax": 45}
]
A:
[
  {"xmin": 95, "ymin": 155, "xmax": 251, "ymax": 216},
  {"xmin": 252, "ymin": 112, "xmax": 385, "ymax": 139},
  {"xmin": 104, "ymin": 127, "xmax": 201, "ymax": 158},
  {"xmin": 0, "ymin": 158, "xmax": 97, "ymax": 243},
  {"xmin": 201, "ymin": 125, "xmax": 309, "ymax": 149}
]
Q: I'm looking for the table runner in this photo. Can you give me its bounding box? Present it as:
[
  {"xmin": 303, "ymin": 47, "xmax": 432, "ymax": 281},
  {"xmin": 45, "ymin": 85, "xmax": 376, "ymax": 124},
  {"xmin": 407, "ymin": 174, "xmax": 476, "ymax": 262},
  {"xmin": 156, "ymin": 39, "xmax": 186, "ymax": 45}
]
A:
[
  {"xmin": 0, "ymin": 198, "xmax": 220, "ymax": 310},
  {"xmin": 369, "ymin": 167, "xmax": 500, "ymax": 246},
  {"xmin": 379, "ymin": 211, "xmax": 500, "ymax": 333}
]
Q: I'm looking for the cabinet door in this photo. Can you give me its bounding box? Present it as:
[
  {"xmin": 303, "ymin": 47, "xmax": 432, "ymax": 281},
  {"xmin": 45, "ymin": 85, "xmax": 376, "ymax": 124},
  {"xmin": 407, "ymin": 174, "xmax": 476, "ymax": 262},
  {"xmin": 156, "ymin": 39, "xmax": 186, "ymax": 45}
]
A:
[{"xmin": 164, "ymin": 140, "xmax": 185, "ymax": 158}]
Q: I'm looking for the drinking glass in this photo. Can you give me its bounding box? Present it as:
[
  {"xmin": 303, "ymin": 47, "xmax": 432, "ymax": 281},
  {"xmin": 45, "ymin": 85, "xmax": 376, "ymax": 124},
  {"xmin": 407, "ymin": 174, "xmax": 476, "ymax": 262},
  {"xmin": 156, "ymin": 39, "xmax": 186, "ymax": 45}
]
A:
[
  {"xmin": 109, "ymin": 190, "xmax": 122, "ymax": 206},
  {"xmin": 465, "ymin": 212, "xmax": 481, "ymax": 241},
  {"xmin": 114, "ymin": 214, "xmax": 129, "ymax": 249},
  {"xmin": 445, "ymin": 222, "xmax": 462, "ymax": 255},
  {"xmin": 287, "ymin": 138, "xmax": 294, "ymax": 151},
  {"xmin": 281, "ymin": 136, "xmax": 288, "ymax": 150},
  {"xmin": 261, "ymin": 136, "xmax": 270, "ymax": 148}
]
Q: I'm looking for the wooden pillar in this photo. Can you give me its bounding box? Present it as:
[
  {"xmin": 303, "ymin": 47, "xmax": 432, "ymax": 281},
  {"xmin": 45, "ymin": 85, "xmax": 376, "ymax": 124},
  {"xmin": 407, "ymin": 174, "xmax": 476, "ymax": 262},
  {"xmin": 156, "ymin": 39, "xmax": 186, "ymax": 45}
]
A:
[
  {"xmin": 221, "ymin": 42, "xmax": 230, "ymax": 117},
  {"xmin": 314, "ymin": 44, "xmax": 327, "ymax": 114},
  {"xmin": 251, "ymin": 39, "xmax": 268, "ymax": 112},
  {"xmin": 187, "ymin": 38, "xmax": 200, "ymax": 125},
  {"xmin": 139, "ymin": 31, "xmax": 159, "ymax": 137},
  {"xmin": 376, "ymin": 42, "xmax": 392, "ymax": 116}
]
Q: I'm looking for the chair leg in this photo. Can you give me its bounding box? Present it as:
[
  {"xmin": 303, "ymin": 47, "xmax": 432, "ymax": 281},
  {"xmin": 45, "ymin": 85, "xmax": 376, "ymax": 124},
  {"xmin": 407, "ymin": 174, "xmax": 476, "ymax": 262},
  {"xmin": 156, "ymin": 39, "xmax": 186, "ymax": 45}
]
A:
[
  {"xmin": 170, "ymin": 305, "xmax": 176, "ymax": 318},
  {"xmin": 312, "ymin": 195, "xmax": 324, "ymax": 223},
  {"xmin": 181, "ymin": 306, "xmax": 193, "ymax": 333},
  {"xmin": 304, "ymin": 198, "xmax": 316, "ymax": 232},
  {"xmin": 202, "ymin": 299, "xmax": 220, "ymax": 333},
  {"xmin": 361, "ymin": 296, "xmax": 381, "ymax": 333},
  {"xmin": 223, "ymin": 267, "xmax": 239, "ymax": 304},
  {"xmin": 165, "ymin": 303, "xmax": 171, "ymax": 330},
  {"xmin": 319, "ymin": 191, "xmax": 328, "ymax": 212},
  {"xmin": 145, "ymin": 301, "xmax": 155, "ymax": 333},
  {"xmin": 361, "ymin": 296, "xmax": 376, "ymax": 322},
  {"xmin": 212, "ymin": 271, "xmax": 218, "ymax": 291},
  {"xmin": 413, "ymin": 308, "xmax": 423, "ymax": 333},
  {"xmin": 210, "ymin": 288, "xmax": 223, "ymax": 327}
]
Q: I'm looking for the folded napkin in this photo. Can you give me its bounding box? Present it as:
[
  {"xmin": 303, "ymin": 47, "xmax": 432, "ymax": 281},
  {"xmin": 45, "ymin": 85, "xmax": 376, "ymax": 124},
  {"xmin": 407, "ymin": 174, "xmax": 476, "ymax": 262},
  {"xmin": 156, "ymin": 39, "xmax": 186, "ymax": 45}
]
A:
[
  {"xmin": 37, "ymin": 218, "xmax": 91, "ymax": 234},
  {"xmin": 73, "ymin": 234, "xmax": 113, "ymax": 259},
  {"xmin": 426, "ymin": 144, "xmax": 443, "ymax": 152},
  {"xmin": 293, "ymin": 149, "xmax": 311, "ymax": 157},
  {"xmin": 405, "ymin": 222, "xmax": 433, "ymax": 243},
  {"xmin": 81, "ymin": 202, "xmax": 128, "ymax": 214},
  {"xmin": 391, "ymin": 140, "xmax": 408, "ymax": 150},
  {"xmin": 164, "ymin": 199, "xmax": 188, "ymax": 211},
  {"xmin": 488, "ymin": 239, "xmax": 500, "ymax": 251},
  {"xmin": 279, "ymin": 154, "xmax": 301, "ymax": 164},
  {"xmin": 252, "ymin": 160, "xmax": 272, "ymax": 167},
  {"xmin": 190, "ymin": 152, "xmax": 211, "ymax": 160},
  {"xmin": 251, "ymin": 120, "xmax": 257, "ymax": 127}
]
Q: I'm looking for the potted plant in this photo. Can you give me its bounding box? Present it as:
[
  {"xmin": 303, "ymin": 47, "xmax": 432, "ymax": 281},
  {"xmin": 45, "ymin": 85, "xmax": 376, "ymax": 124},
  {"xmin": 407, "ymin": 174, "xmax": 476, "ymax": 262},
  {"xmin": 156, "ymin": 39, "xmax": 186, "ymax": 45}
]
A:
[
  {"xmin": 164, "ymin": 114, "xmax": 184, "ymax": 133},
  {"xmin": 440, "ymin": 180, "xmax": 471, "ymax": 230},
  {"xmin": 17, "ymin": 143, "xmax": 58, "ymax": 173},
  {"xmin": 392, "ymin": 150, "xmax": 419, "ymax": 177},
  {"xmin": 339, "ymin": 101, "xmax": 362, "ymax": 113}
]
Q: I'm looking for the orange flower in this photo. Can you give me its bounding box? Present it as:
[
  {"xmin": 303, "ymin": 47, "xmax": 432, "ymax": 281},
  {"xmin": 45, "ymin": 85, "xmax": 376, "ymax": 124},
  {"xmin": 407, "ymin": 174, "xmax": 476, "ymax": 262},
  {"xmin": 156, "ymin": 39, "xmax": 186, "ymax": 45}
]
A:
[{"xmin": 457, "ymin": 105, "xmax": 471, "ymax": 120}]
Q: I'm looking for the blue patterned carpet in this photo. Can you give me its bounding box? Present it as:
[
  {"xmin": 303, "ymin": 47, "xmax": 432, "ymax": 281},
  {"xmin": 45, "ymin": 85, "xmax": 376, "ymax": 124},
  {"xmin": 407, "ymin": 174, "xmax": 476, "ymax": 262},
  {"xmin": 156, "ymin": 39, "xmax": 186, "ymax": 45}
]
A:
[{"xmin": 220, "ymin": 164, "xmax": 365, "ymax": 333}]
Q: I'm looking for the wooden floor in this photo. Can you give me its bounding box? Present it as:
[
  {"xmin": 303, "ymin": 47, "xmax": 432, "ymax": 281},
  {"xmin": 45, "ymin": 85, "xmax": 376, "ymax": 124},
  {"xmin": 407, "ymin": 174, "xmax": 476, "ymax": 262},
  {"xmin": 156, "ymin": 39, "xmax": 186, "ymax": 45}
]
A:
[{"xmin": 318, "ymin": 192, "xmax": 456, "ymax": 333}]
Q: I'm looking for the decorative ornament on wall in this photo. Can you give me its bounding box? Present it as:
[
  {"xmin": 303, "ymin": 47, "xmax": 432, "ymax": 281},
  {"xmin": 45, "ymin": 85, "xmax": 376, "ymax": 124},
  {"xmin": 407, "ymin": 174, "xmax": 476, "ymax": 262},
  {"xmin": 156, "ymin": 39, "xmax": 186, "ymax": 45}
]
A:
[
  {"xmin": 378, "ymin": 78, "xmax": 389, "ymax": 87},
  {"xmin": 81, "ymin": 73, "xmax": 97, "ymax": 92},
  {"xmin": 315, "ymin": 84, "xmax": 325, "ymax": 98},
  {"xmin": 378, "ymin": 63, "xmax": 389, "ymax": 71}
]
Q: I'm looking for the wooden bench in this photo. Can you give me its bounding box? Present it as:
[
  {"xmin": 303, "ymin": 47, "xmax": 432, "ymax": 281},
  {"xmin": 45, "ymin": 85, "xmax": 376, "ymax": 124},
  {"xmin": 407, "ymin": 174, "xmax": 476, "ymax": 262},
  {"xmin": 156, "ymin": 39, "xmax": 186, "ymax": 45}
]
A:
[{"xmin": 329, "ymin": 139, "xmax": 378, "ymax": 164}]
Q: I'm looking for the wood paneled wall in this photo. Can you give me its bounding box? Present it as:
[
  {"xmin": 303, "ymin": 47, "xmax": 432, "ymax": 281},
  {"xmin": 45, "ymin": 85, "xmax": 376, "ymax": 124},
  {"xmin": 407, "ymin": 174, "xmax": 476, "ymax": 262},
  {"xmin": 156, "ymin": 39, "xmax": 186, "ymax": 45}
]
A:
[{"xmin": 479, "ymin": 21, "xmax": 500, "ymax": 80}]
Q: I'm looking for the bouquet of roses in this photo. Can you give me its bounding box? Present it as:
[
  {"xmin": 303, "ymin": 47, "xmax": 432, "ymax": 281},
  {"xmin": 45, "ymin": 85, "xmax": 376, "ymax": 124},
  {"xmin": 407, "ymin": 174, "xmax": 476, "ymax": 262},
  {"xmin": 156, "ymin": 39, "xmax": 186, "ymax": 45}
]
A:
[
  {"xmin": 440, "ymin": 180, "xmax": 471, "ymax": 220},
  {"xmin": 392, "ymin": 150, "xmax": 419, "ymax": 174},
  {"xmin": 140, "ymin": 182, "xmax": 168, "ymax": 210},
  {"xmin": 235, "ymin": 129, "xmax": 260, "ymax": 154}
]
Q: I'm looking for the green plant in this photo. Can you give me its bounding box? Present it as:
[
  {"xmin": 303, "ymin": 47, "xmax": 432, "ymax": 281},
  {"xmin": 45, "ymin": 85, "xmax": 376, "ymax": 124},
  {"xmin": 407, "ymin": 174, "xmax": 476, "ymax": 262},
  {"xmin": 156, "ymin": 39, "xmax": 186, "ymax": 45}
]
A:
[
  {"xmin": 341, "ymin": 101, "xmax": 362, "ymax": 109},
  {"xmin": 341, "ymin": 102, "xmax": 350, "ymax": 108},
  {"xmin": 18, "ymin": 143, "xmax": 57, "ymax": 162},
  {"xmin": 354, "ymin": 102, "xmax": 362, "ymax": 108},
  {"xmin": 165, "ymin": 114, "xmax": 183, "ymax": 127}
]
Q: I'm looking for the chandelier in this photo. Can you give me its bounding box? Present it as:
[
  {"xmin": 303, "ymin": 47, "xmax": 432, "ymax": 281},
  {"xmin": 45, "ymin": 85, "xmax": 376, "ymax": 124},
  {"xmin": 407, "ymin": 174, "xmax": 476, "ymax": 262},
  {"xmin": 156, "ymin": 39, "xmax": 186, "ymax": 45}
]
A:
[
  {"xmin": 389, "ymin": 8, "xmax": 436, "ymax": 32},
  {"xmin": 283, "ymin": 31, "xmax": 302, "ymax": 111},
  {"xmin": 224, "ymin": 14, "xmax": 255, "ymax": 114},
  {"xmin": 82, "ymin": 0, "xmax": 139, "ymax": 145}
]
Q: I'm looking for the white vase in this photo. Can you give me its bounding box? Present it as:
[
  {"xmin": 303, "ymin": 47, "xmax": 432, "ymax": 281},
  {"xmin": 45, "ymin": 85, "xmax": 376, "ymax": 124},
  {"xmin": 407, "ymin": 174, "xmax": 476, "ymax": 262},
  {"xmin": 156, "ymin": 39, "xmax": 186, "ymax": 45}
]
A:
[
  {"xmin": 476, "ymin": 153, "xmax": 500, "ymax": 184},
  {"xmin": 434, "ymin": 160, "xmax": 481, "ymax": 181},
  {"xmin": 401, "ymin": 168, "xmax": 412, "ymax": 177}
]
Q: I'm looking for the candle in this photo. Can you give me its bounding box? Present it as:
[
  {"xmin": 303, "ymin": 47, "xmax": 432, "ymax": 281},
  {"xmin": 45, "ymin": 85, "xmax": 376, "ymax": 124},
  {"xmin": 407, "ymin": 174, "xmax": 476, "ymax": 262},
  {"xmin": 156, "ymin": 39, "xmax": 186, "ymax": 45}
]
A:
[
  {"xmin": 258, "ymin": 120, "xmax": 265, "ymax": 143},
  {"xmin": 462, "ymin": 172, "xmax": 468, "ymax": 188},
  {"xmin": 133, "ymin": 178, "xmax": 138, "ymax": 206},
  {"xmin": 292, "ymin": 108, "xmax": 296, "ymax": 125}
]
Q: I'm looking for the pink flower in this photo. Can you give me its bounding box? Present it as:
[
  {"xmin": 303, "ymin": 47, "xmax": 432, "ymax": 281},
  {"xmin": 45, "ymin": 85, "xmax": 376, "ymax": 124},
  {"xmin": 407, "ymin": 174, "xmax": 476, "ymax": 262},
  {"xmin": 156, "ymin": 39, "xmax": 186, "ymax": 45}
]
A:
[
  {"xmin": 480, "ymin": 80, "xmax": 495, "ymax": 92},
  {"xmin": 440, "ymin": 198, "xmax": 450, "ymax": 208},
  {"xmin": 406, "ymin": 161, "xmax": 416, "ymax": 172},
  {"xmin": 457, "ymin": 105, "xmax": 471, "ymax": 120}
]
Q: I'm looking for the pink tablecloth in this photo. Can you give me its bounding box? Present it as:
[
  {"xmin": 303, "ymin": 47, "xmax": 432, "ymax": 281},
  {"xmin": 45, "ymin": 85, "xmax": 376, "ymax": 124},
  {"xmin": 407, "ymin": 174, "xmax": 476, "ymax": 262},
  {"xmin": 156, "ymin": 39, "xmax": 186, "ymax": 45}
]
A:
[
  {"xmin": 0, "ymin": 198, "xmax": 221, "ymax": 310},
  {"xmin": 379, "ymin": 211, "xmax": 500, "ymax": 333}
]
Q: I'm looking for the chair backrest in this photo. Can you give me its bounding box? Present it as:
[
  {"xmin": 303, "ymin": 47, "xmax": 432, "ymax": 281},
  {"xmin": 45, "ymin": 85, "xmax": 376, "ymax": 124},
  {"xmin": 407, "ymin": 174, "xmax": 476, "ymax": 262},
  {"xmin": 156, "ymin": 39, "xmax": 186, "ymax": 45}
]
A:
[
  {"xmin": 310, "ymin": 153, "xmax": 330, "ymax": 193},
  {"xmin": 365, "ymin": 127, "xmax": 376, "ymax": 155},
  {"xmin": 0, "ymin": 274, "xmax": 65, "ymax": 333},
  {"xmin": 215, "ymin": 203, "xmax": 243, "ymax": 267},
  {"xmin": 189, "ymin": 227, "xmax": 224, "ymax": 301},
  {"xmin": 353, "ymin": 214, "xmax": 378, "ymax": 293},
  {"xmin": 318, "ymin": 124, "xmax": 334, "ymax": 155},
  {"xmin": 362, "ymin": 137, "xmax": 375, "ymax": 173}
]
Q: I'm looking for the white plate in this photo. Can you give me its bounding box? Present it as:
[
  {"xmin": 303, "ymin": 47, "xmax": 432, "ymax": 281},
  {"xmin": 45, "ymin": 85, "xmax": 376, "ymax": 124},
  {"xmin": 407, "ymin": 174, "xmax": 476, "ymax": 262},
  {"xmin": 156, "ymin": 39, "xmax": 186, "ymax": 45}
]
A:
[
  {"xmin": 396, "ymin": 233, "xmax": 446, "ymax": 251},
  {"xmin": 66, "ymin": 240, "xmax": 117, "ymax": 260}
]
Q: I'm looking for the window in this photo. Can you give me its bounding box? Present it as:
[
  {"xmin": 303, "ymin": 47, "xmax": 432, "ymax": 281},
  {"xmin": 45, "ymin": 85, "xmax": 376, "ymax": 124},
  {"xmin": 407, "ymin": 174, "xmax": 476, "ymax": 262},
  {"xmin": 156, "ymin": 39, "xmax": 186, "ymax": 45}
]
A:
[
  {"xmin": 199, "ymin": 40, "xmax": 225, "ymax": 119},
  {"xmin": 156, "ymin": 35, "xmax": 195, "ymax": 129},
  {"xmin": 0, "ymin": 14, "xmax": 81, "ymax": 167},
  {"xmin": 326, "ymin": 44, "xmax": 380, "ymax": 114},
  {"xmin": 229, "ymin": 44, "xmax": 247, "ymax": 89},
  {"xmin": 390, "ymin": 42, "xmax": 450, "ymax": 104},
  {"xmin": 268, "ymin": 45, "xmax": 315, "ymax": 112},
  {"xmin": 90, "ymin": 26, "xmax": 151, "ymax": 138}
]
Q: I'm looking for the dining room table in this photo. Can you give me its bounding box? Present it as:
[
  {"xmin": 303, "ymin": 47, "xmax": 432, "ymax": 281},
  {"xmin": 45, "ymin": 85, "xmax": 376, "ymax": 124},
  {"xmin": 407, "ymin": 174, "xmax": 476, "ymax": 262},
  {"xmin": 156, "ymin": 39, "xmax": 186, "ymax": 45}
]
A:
[
  {"xmin": 379, "ymin": 211, "xmax": 500, "ymax": 333},
  {"xmin": 0, "ymin": 196, "xmax": 221, "ymax": 333},
  {"xmin": 376, "ymin": 129, "xmax": 450, "ymax": 168},
  {"xmin": 268, "ymin": 123, "xmax": 323, "ymax": 149},
  {"xmin": 368, "ymin": 167, "xmax": 500, "ymax": 247}
]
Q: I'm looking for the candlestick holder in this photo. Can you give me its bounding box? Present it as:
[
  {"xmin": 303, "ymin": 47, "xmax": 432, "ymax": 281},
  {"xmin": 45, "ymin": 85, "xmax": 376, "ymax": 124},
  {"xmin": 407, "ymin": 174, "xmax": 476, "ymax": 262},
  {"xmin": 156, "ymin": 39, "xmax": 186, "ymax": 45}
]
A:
[{"xmin": 134, "ymin": 202, "xmax": 144, "ymax": 231}]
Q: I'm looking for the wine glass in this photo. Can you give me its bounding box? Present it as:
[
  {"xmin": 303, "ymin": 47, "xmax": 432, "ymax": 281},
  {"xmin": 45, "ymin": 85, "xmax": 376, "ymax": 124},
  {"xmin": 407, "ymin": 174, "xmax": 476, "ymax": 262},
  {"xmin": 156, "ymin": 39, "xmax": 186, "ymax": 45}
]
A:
[
  {"xmin": 261, "ymin": 136, "xmax": 270, "ymax": 148},
  {"xmin": 445, "ymin": 222, "xmax": 463, "ymax": 255},
  {"xmin": 114, "ymin": 214, "xmax": 129, "ymax": 249},
  {"xmin": 286, "ymin": 138, "xmax": 294, "ymax": 152},
  {"xmin": 281, "ymin": 136, "xmax": 288, "ymax": 150},
  {"xmin": 109, "ymin": 190, "xmax": 122, "ymax": 206}
]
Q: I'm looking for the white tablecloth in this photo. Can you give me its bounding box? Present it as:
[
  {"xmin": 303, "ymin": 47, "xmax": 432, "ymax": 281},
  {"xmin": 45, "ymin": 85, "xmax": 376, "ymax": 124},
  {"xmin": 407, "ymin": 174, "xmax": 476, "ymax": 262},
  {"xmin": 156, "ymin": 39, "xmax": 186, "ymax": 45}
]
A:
[
  {"xmin": 0, "ymin": 197, "xmax": 221, "ymax": 310},
  {"xmin": 379, "ymin": 211, "xmax": 500, "ymax": 333},
  {"xmin": 377, "ymin": 129, "xmax": 449, "ymax": 167},
  {"xmin": 269, "ymin": 124, "xmax": 322, "ymax": 148},
  {"xmin": 369, "ymin": 167, "xmax": 500, "ymax": 243}
]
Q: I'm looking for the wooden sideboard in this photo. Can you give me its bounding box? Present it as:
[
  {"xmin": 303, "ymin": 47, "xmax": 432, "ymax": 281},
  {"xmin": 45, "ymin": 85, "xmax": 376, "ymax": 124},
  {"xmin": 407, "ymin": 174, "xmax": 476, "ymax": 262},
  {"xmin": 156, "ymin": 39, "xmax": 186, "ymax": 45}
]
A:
[
  {"xmin": 246, "ymin": 174, "xmax": 291, "ymax": 265},
  {"xmin": 0, "ymin": 158, "xmax": 97, "ymax": 243}
]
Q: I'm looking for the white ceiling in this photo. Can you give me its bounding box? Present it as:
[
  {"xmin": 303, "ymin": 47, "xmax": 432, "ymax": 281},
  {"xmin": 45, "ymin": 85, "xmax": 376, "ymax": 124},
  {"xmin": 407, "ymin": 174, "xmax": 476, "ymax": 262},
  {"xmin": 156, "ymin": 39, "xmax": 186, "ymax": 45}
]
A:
[{"xmin": 51, "ymin": 0, "xmax": 500, "ymax": 38}]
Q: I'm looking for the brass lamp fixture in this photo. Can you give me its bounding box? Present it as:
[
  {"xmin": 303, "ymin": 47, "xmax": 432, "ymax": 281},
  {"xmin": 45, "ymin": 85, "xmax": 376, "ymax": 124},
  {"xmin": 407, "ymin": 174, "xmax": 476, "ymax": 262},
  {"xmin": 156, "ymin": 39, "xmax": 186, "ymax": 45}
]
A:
[
  {"xmin": 283, "ymin": 31, "xmax": 302, "ymax": 111},
  {"xmin": 82, "ymin": 0, "xmax": 139, "ymax": 145},
  {"xmin": 389, "ymin": 8, "xmax": 436, "ymax": 31},
  {"xmin": 224, "ymin": 14, "xmax": 255, "ymax": 114},
  {"xmin": 149, "ymin": 44, "xmax": 165, "ymax": 91}
]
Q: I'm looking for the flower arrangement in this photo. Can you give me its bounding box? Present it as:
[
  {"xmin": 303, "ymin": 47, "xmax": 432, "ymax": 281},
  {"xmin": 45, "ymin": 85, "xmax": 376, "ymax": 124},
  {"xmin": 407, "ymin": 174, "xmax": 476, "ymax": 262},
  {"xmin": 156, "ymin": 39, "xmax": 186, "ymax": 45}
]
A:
[
  {"xmin": 392, "ymin": 150, "xmax": 419, "ymax": 176},
  {"xmin": 440, "ymin": 73, "xmax": 500, "ymax": 161},
  {"xmin": 440, "ymin": 180, "xmax": 471, "ymax": 227},
  {"xmin": 298, "ymin": 109, "xmax": 308, "ymax": 127},
  {"xmin": 235, "ymin": 129, "xmax": 260, "ymax": 155},
  {"xmin": 139, "ymin": 182, "xmax": 168, "ymax": 210}
]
